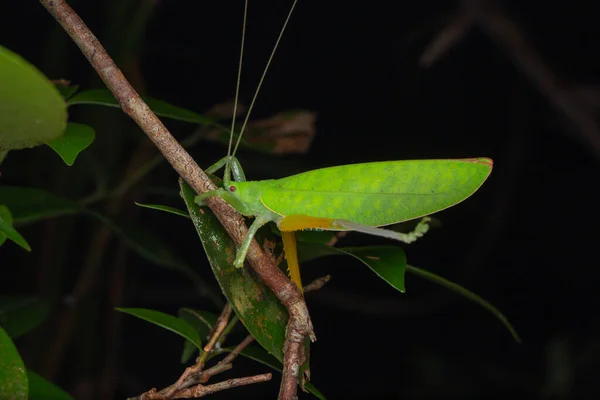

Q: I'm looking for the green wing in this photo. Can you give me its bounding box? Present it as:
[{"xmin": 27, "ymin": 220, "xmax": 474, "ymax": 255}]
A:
[{"xmin": 260, "ymin": 158, "xmax": 492, "ymax": 227}]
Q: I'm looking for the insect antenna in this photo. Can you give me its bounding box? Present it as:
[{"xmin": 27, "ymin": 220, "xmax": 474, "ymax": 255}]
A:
[
  {"xmin": 229, "ymin": 0, "xmax": 299, "ymax": 163},
  {"xmin": 224, "ymin": 0, "xmax": 249, "ymax": 185}
]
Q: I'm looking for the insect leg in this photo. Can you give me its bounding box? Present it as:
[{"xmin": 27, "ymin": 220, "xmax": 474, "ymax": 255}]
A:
[
  {"xmin": 205, "ymin": 156, "xmax": 230, "ymax": 174},
  {"xmin": 233, "ymin": 215, "xmax": 270, "ymax": 268},
  {"xmin": 333, "ymin": 217, "xmax": 432, "ymax": 244},
  {"xmin": 194, "ymin": 188, "xmax": 231, "ymax": 207},
  {"xmin": 281, "ymin": 231, "xmax": 303, "ymax": 292}
]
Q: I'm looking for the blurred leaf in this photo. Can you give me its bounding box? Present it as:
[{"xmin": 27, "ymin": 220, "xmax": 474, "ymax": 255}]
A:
[
  {"xmin": 0, "ymin": 46, "xmax": 67, "ymax": 150},
  {"xmin": 135, "ymin": 202, "xmax": 190, "ymax": 219},
  {"xmin": 67, "ymin": 89, "xmax": 216, "ymax": 125},
  {"xmin": 0, "ymin": 208, "xmax": 31, "ymax": 251},
  {"xmin": 177, "ymin": 308, "xmax": 216, "ymax": 364},
  {"xmin": 27, "ymin": 370, "xmax": 73, "ymax": 400},
  {"xmin": 89, "ymin": 211, "xmax": 192, "ymax": 274},
  {"xmin": 0, "ymin": 296, "xmax": 50, "ymax": 339},
  {"xmin": 117, "ymin": 308, "xmax": 203, "ymax": 350},
  {"xmin": 220, "ymin": 345, "xmax": 326, "ymax": 399},
  {"xmin": 0, "ymin": 205, "xmax": 12, "ymax": 246},
  {"xmin": 0, "ymin": 326, "xmax": 28, "ymax": 399},
  {"xmin": 46, "ymin": 122, "xmax": 95, "ymax": 166},
  {"xmin": 297, "ymin": 242, "xmax": 407, "ymax": 293},
  {"xmin": 54, "ymin": 82, "xmax": 79, "ymax": 100},
  {"xmin": 0, "ymin": 186, "xmax": 79, "ymax": 225},
  {"xmin": 180, "ymin": 340, "xmax": 197, "ymax": 365},
  {"xmin": 406, "ymin": 265, "xmax": 521, "ymax": 343},
  {"xmin": 180, "ymin": 179, "xmax": 298, "ymax": 365}
]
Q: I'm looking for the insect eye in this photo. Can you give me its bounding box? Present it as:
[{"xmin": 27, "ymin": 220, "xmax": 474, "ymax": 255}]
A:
[{"xmin": 229, "ymin": 185, "xmax": 236, "ymax": 192}]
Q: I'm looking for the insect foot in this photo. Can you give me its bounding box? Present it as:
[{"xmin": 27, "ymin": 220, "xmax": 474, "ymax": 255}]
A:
[{"xmin": 404, "ymin": 216, "xmax": 432, "ymax": 243}]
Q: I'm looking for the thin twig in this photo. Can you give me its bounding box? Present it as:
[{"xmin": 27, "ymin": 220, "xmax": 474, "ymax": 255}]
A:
[
  {"xmin": 159, "ymin": 304, "xmax": 233, "ymax": 398},
  {"xmin": 39, "ymin": 2, "xmax": 314, "ymax": 398},
  {"xmin": 222, "ymin": 335, "xmax": 255, "ymax": 366},
  {"xmin": 171, "ymin": 374, "xmax": 272, "ymax": 399},
  {"xmin": 201, "ymin": 304, "xmax": 233, "ymax": 365}
]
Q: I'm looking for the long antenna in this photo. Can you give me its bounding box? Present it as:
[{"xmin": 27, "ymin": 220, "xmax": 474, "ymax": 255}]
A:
[
  {"xmin": 225, "ymin": 0, "xmax": 248, "ymax": 183},
  {"xmin": 230, "ymin": 0, "xmax": 299, "ymax": 159}
]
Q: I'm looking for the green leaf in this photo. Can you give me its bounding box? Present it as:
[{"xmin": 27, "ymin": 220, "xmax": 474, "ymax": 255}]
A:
[
  {"xmin": 0, "ymin": 46, "xmax": 67, "ymax": 151},
  {"xmin": 0, "ymin": 326, "xmax": 28, "ymax": 399},
  {"xmin": 46, "ymin": 122, "xmax": 95, "ymax": 166},
  {"xmin": 177, "ymin": 308, "xmax": 216, "ymax": 363},
  {"xmin": 297, "ymin": 242, "xmax": 407, "ymax": 293},
  {"xmin": 0, "ymin": 296, "xmax": 50, "ymax": 339},
  {"xmin": 27, "ymin": 370, "xmax": 73, "ymax": 400},
  {"xmin": 180, "ymin": 179, "xmax": 296, "ymax": 365},
  {"xmin": 0, "ymin": 186, "xmax": 79, "ymax": 225},
  {"xmin": 406, "ymin": 265, "xmax": 522, "ymax": 343},
  {"xmin": 220, "ymin": 345, "xmax": 326, "ymax": 399},
  {"xmin": 135, "ymin": 202, "xmax": 190, "ymax": 219},
  {"xmin": 54, "ymin": 83, "xmax": 79, "ymax": 101},
  {"xmin": 0, "ymin": 205, "xmax": 12, "ymax": 246},
  {"xmin": 67, "ymin": 89, "xmax": 216, "ymax": 125},
  {"xmin": 117, "ymin": 308, "xmax": 203, "ymax": 351},
  {"xmin": 0, "ymin": 208, "xmax": 31, "ymax": 251}
]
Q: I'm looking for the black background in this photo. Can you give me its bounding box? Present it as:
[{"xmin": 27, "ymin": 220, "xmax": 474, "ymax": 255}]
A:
[{"xmin": 2, "ymin": 1, "xmax": 600, "ymax": 399}]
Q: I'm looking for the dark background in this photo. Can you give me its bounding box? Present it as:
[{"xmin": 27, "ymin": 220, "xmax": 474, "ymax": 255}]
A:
[{"xmin": 2, "ymin": 0, "xmax": 600, "ymax": 398}]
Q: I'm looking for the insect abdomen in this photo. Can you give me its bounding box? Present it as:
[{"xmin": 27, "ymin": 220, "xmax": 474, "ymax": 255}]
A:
[{"xmin": 260, "ymin": 159, "xmax": 492, "ymax": 227}]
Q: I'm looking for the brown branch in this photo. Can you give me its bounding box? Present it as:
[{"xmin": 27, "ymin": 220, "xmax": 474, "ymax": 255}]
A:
[
  {"xmin": 39, "ymin": 1, "xmax": 314, "ymax": 399},
  {"xmin": 171, "ymin": 374, "xmax": 272, "ymax": 399}
]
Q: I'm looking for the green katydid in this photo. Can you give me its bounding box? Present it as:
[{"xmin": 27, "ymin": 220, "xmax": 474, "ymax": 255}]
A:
[{"xmin": 195, "ymin": 0, "xmax": 493, "ymax": 292}]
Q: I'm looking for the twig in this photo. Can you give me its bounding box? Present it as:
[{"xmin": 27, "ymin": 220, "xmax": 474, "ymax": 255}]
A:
[
  {"xmin": 156, "ymin": 304, "xmax": 233, "ymax": 398},
  {"xmin": 40, "ymin": 1, "xmax": 314, "ymax": 398},
  {"xmin": 200, "ymin": 304, "xmax": 233, "ymax": 366},
  {"xmin": 171, "ymin": 374, "xmax": 272, "ymax": 399},
  {"xmin": 221, "ymin": 335, "xmax": 255, "ymax": 366}
]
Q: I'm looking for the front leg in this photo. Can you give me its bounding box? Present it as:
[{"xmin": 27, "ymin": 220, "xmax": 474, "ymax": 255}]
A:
[{"xmin": 233, "ymin": 216, "xmax": 270, "ymax": 268}]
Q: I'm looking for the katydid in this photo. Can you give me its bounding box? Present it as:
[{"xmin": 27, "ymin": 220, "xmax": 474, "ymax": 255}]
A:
[{"xmin": 195, "ymin": 0, "xmax": 493, "ymax": 292}]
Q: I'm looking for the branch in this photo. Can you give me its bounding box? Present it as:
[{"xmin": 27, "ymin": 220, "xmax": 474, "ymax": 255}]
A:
[
  {"xmin": 39, "ymin": 1, "xmax": 314, "ymax": 398},
  {"xmin": 171, "ymin": 374, "xmax": 272, "ymax": 399}
]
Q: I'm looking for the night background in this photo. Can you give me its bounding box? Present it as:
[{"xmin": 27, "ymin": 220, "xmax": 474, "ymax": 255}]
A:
[{"xmin": 2, "ymin": 0, "xmax": 600, "ymax": 398}]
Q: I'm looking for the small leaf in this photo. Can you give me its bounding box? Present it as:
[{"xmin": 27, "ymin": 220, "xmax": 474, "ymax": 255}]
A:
[
  {"xmin": 46, "ymin": 122, "xmax": 95, "ymax": 166},
  {"xmin": 117, "ymin": 308, "xmax": 203, "ymax": 350},
  {"xmin": 0, "ymin": 46, "xmax": 67, "ymax": 150},
  {"xmin": 0, "ymin": 296, "xmax": 50, "ymax": 339},
  {"xmin": 54, "ymin": 82, "xmax": 79, "ymax": 101},
  {"xmin": 406, "ymin": 265, "xmax": 521, "ymax": 343},
  {"xmin": 297, "ymin": 242, "xmax": 407, "ymax": 293},
  {"xmin": 0, "ymin": 186, "xmax": 79, "ymax": 225},
  {"xmin": 27, "ymin": 370, "xmax": 73, "ymax": 400},
  {"xmin": 67, "ymin": 89, "xmax": 216, "ymax": 125},
  {"xmin": 0, "ymin": 205, "xmax": 12, "ymax": 246},
  {"xmin": 177, "ymin": 308, "xmax": 216, "ymax": 363},
  {"xmin": 0, "ymin": 326, "xmax": 28, "ymax": 399},
  {"xmin": 0, "ymin": 208, "xmax": 31, "ymax": 251},
  {"xmin": 135, "ymin": 202, "xmax": 190, "ymax": 219}
]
